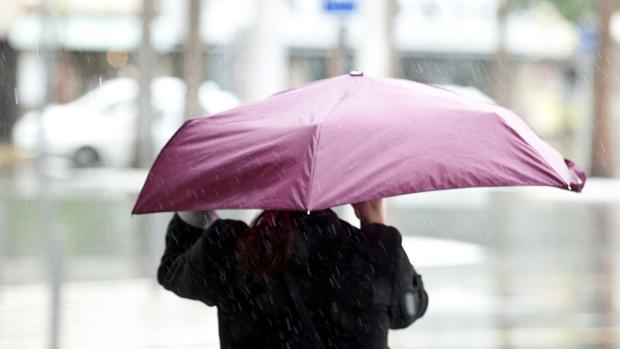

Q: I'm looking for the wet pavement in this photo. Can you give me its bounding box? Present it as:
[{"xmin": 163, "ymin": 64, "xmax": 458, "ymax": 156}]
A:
[{"xmin": 1, "ymin": 161, "xmax": 619, "ymax": 348}]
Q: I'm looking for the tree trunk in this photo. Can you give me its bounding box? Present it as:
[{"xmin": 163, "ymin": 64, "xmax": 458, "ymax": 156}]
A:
[
  {"xmin": 184, "ymin": 0, "xmax": 203, "ymax": 119},
  {"xmin": 327, "ymin": 20, "xmax": 347, "ymax": 77},
  {"xmin": 590, "ymin": 0, "xmax": 615, "ymax": 177}
]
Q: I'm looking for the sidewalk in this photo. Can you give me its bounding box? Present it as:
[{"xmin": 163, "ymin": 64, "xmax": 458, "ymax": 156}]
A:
[
  {"xmin": 1, "ymin": 277, "xmax": 617, "ymax": 349},
  {"xmin": 0, "ymin": 279, "xmax": 221, "ymax": 349}
]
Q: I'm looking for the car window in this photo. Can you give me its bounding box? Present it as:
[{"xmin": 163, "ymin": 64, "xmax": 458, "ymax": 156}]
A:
[
  {"xmin": 153, "ymin": 106, "xmax": 165, "ymax": 120},
  {"xmin": 103, "ymin": 98, "xmax": 173, "ymax": 122},
  {"xmin": 103, "ymin": 100, "xmax": 137, "ymax": 118}
]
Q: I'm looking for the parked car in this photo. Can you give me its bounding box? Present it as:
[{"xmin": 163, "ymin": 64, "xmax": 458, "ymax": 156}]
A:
[
  {"xmin": 435, "ymin": 84, "xmax": 496, "ymax": 104},
  {"xmin": 12, "ymin": 77, "xmax": 240, "ymax": 167}
]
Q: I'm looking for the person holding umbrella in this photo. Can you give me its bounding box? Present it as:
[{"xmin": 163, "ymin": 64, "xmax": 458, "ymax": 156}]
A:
[
  {"xmin": 137, "ymin": 72, "xmax": 587, "ymax": 348},
  {"xmin": 158, "ymin": 199, "xmax": 429, "ymax": 349}
]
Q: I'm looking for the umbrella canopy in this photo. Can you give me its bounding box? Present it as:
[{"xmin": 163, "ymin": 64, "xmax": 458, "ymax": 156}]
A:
[{"xmin": 132, "ymin": 73, "xmax": 586, "ymax": 214}]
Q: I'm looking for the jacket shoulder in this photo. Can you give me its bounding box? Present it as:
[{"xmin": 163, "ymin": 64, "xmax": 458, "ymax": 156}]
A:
[
  {"xmin": 203, "ymin": 219, "xmax": 248, "ymax": 245},
  {"xmin": 360, "ymin": 223, "xmax": 403, "ymax": 251}
]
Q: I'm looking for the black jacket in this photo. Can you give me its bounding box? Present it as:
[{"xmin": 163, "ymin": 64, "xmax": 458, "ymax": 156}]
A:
[{"xmin": 157, "ymin": 209, "xmax": 428, "ymax": 349}]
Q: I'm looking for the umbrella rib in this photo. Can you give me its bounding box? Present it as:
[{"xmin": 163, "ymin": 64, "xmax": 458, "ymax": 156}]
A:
[{"xmin": 304, "ymin": 86, "xmax": 353, "ymax": 210}]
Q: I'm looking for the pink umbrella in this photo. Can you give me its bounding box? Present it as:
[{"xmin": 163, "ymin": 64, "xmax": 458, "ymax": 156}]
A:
[{"xmin": 132, "ymin": 72, "xmax": 586, "ymax": 214}]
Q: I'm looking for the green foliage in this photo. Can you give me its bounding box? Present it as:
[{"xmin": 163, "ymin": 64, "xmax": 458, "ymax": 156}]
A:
[
  {"xmin": 548, "ymin": 0, "xmax": 597, "ymax": 22},
  {"xmin": 507, "ymin": 0, "xmax": 599, "ymax": 22}
]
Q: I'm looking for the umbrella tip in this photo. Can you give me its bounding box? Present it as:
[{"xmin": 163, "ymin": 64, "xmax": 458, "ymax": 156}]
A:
[{"xmin": 349, "ymin": 70, "xmax": 364, "ymax": 77}]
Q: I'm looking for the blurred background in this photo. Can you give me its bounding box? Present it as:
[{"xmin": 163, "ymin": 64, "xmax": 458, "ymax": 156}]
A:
[{"xmin": 0, "ymin": 0, "xmax": 619, "ymax": 348}]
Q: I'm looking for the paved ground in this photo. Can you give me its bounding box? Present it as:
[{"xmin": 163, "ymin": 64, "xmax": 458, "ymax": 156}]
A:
[
  {"xmin": 0, "ymin": 277, "xmax": 513, "ymax": 349},
  {"xmin": 2, "ymin": 158, "xmax": 620, "ymax": 348},
  {"xmin": 1, "ymin": 275, "xmax": 619, "ymax": 349},
  {"xmin": 0, "ymin": 280, "xmax": 220, "ymax": 349}
]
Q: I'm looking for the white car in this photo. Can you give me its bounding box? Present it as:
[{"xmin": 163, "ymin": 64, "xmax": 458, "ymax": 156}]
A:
[
  {"xmin": 435, "ymin": 84, "xmax": 496, "ymax": 104},
  {"xmin": 12, "ymin": 77, "xmax": 240, "ymax": 167}
]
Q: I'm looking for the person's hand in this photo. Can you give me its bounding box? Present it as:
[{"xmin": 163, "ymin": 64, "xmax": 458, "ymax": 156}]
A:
[
  {"xmin": 352, "ymin": 199, "xmax": 384, "ymax": 226},
  {"xmin": 177, "ymin": 211, "xmax": 219, "ymax": 229}
]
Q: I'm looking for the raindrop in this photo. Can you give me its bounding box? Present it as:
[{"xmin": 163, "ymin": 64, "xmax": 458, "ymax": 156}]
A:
[
  {"xmin": 14, "ymin": 87, "xmax": 19, "ymax": 105},
  {"xmin": 285, "ymin": 317, "xmax": 291, "ymax": 330},
  {"xmin": 99, "ymin": 76, "xmax": 103, "ymax": 88}
]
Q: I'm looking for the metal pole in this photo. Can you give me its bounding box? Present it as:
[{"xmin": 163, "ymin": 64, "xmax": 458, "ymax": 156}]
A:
[
  {"xmin": 183, "ymin": 0, "xmax": 203, "ymax": 119},
  {"xmin": 242, "ymin": 0, "xmax": 287, "ymax": 101},
  {"xmin": 492, "ymin": 0, "xmax": 510, "ymax": 107},
  {"xmin": 489, "ymin": 192, "xmax": 514, "ymax": 349},
  {"xmin": 355, "ymin": 0, "xmax": 396, "ymax": 77},
  {"xmin": 136, "ymin": 0, "xmax": 154, "ymax": 168},
  {"xmin": 136, "ymin": 0, "xmax": 157, "ymax": 281},
  {"xmin": 39, "ymin": 0, "xmax": 62, "ymax": 348}
]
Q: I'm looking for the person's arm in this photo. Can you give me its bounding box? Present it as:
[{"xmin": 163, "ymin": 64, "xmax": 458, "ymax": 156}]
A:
[
  {"xmin": 389, "ymin": 246, "xmax": 429, "ymax": 329},
  {"xmin": 360, "ymin": 218, "xmax": 428, "ymax": 328},
  {"xmin": 157, "ymin": 213, "xmax": 213, "ymax": 302},
  {"xmin": 157, "ymin": 212, "xmax": 244, "ymax": 305}
]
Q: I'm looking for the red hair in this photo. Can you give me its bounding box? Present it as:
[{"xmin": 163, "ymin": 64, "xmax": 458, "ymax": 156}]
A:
[{"xmin": 236, "ymin": 210, "xmax": 297, "ymax": 282}]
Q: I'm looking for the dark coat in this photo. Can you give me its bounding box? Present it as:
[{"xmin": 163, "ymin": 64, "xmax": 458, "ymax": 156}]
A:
[{"xmin": 157, "ymin": 209, "xmax": 428, "ymax": 349}]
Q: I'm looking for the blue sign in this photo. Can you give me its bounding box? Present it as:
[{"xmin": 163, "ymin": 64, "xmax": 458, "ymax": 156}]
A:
[
  {"xmin": 578, "ymin": 23, "xmax": 598, "ymax": 56},
  {"xmin": 323, "ymin": 0, "xmax": 357, "ymax": 14}
]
